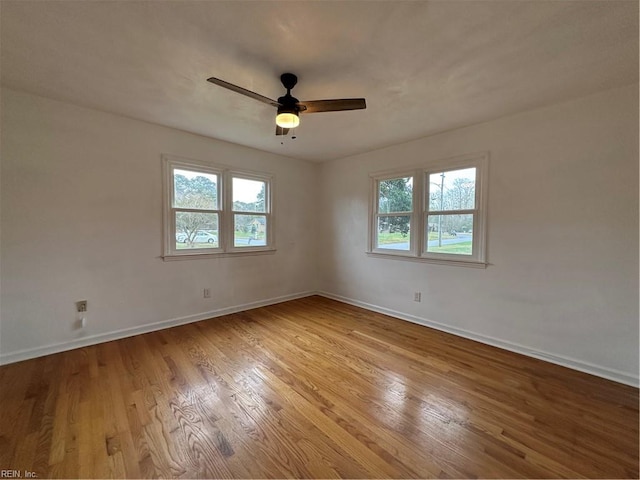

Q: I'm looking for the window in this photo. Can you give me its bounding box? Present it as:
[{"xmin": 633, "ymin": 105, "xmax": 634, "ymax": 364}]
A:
[
  {"xmin": 163, "ymin": 155, "xmax": 273, "ymax": 259},
  {"xmin": 369, "ymin": 153, "xmax": 488, "ymax": 267}
]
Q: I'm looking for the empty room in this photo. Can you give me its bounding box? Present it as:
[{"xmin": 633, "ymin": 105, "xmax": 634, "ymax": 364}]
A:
[{"xmin": 0, "ymin": 1, "xmax": 638, "ymax": 478}]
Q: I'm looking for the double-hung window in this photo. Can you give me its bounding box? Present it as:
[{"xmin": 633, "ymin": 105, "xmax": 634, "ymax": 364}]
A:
[
  {"xmin": 163, "ymin": 155, "xmax": 273, "ymax": 259},
  {"xmin": 369, "ymin": 153, "xmax": 488, "ymax": 267}
]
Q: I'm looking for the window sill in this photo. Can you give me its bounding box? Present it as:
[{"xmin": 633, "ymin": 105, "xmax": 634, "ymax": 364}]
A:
[
  {"xmin": 366, "ymin": 251, "xmax": 488, "ymax": 268},
  {"xmin": 162, "ymin": 248, "xmax": 276, "ymax": 261}
]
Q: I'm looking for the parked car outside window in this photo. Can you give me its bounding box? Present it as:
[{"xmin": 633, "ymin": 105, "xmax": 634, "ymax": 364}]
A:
[{"xmin": 176, "ymin": 231, "xmax": 218, "ymax": 243}]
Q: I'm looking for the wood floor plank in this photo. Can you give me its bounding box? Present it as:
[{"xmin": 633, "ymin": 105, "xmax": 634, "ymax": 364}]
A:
[
  {"xmin": 226, "ymin": 314, "xmax": 450, "ymax": 477},
  {"xmin": 0, "ymin": 295, "xmax": 637, "ymax": 478},
  {"xmin": 238, "ymin": 309, "xmax": 524, "ymax": 478}
]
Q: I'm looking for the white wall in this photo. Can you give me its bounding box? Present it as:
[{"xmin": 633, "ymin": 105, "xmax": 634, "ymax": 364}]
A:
[
  {"xmin": 2, "ymin": 85, "xmax": 638, "ymax": 386},
  {"xmin": 318, "ymin": 84, "xmax": 639, "ymax": 386},
  {"xmin": 0, "ymin": 88, "xmax": 319, "ymax": 362}
]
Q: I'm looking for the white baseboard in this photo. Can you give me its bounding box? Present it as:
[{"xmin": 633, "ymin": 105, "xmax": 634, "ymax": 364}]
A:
[
  {"xmin": 0, "ymin": 291, "xmax": 316, "ymax": 366},
  {"xmin": 318, "ymin": 291, "xmax": 639, "ymax": 388},
  {"xmin": 3, "ymin": 290, "xmax": 637, "ymax": 388}
]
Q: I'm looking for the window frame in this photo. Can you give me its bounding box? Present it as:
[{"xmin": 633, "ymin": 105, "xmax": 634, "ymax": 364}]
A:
[
  {"xmin": 370, "ymin": 174, "xmax": 418, "ymax": 256},
  {"xmin": 162, "ymin": 155, "xmax": 274, "ymax": 260},
  {"xmin": 227, "ymin": 171, "xmax": 273, "ymax": 253},
  {"xmin": 368, "ymin": 152, "xmax": 488, "ymax": 267}
]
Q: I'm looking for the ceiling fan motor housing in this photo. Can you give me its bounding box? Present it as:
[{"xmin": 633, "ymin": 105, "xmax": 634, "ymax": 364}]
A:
[
  {"xmin": 277, "ymin": 94, "xmax": 300, "ymax": 113},
  {"xmin": 280, "ymin": 73, "xmax": 298, "ymax": 92},
  {"xmin": 278, "ymin": 73, "xmax": 300, "ymax": 115}
]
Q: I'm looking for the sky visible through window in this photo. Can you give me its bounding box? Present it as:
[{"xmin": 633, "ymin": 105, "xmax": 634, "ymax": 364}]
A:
[
  {"xmin": 175, "ymin": 169, "xmax": 261, "ymax": 203},
  {"xmin": 429, "ymin": 168, "xmax": 475, "ymax": 192},
  {"xmin": 233, "ymin": 177, "xmax": 263, "ymax": 204}
]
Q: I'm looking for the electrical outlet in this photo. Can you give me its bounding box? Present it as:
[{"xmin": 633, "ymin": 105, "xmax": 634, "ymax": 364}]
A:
[
  {"xmin": 414, "ymin": 292, "xmax": 421, "ymax": 302},
  {"xmin": 76, "ymin": 300, "xmax": 87, "ymax": 312},
  {"xmin": 203, "ymin": 288, "xmax": 211, "ymax": 298}
]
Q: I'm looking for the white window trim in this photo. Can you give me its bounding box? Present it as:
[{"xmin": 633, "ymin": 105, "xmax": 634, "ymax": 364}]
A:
[
  {"xmin": 162, "ymin": 154, "xmax": 275, "ymax": 260},
  {"xmin": 226, "ymin": 170, "xmax": 274, "ymax": 254},
  {"xmin": 368, "ymin": 152, "xmax": 489, "ymax": 267},
  {"xmin": 369, "ymin": 173, "xmax": 419, "ymax": 257}
]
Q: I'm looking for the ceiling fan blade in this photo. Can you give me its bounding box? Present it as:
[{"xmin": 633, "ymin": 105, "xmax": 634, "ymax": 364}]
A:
[
  {"xmin": 275, "ymin": 126, "xmax": 290, "ymax": 136},
  {"xmin": 207, "ymin": 77, "xmax": 280, "ymax": 107},
  {"xmin": 297, "ymin": 98, "xmax": 366, "ymax": 114}
]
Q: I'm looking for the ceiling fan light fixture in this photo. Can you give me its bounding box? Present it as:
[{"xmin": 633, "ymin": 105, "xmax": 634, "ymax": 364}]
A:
[{"xmin": 276, "ymin": 108, "xmax": 300, "ymax": 129}]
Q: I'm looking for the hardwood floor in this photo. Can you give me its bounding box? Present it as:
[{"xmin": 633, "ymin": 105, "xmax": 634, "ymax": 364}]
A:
[{"xmin": 0, "ymin": 296, "xmax": 637, "ymax": 478}]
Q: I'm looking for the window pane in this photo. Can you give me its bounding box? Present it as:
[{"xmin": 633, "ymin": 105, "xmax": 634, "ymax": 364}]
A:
[
  {"xmin": 173, "ymin": 169, "xmax": 218, "ymax": 209},
  {"xmin": 426, "ymin": 214, "xmax": 473, "ymax": 255},
  {"xmin": 233, "ymin": 177, "xmax": 266, "ymax": 213},
  {"xmin": 428, "ymin": 168, "xmax": 476, "ymax": 211},
  {"xmin": 377, "ymin": 215, "xmax": 410, "ymax": 250},
  {"xmin": 378, "ymin": 177, "xmax": 413, "ymax": 213},
  {"xmin": 234, "ymin": 214, "xmax": 267, "ymax": 247},
  {"xmin": 175, "ymin": 212, "xmax": 218, "ymax": 249}
]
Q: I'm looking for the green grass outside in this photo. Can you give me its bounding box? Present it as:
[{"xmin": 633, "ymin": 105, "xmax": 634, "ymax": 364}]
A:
[
  {"xmin": 176, "ymin": 242, "xmax": 218, "ymax": 249},
  {"xmin": 377, "ymin": 232, "xmax": 408, "ymax": 244},
  {"xmin": 378, "ymin": 231, "xmax": 458, "ymax": 245},
  {"xmin": 428, "ymin": 232, "xmax": 459, "ymax": 241},
  {"xmin": 428, "ymin": 241, "xmax": 472, "ymax": 254}
]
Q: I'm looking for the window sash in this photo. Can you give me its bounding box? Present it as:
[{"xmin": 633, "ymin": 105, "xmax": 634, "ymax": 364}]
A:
[
  {"xmin": 426, "ymin": 167, "xmax": 477, "ymax": 212},
  {"xmin": 233, "ymin": 213, "xmax": 269, "ymax": 248},
  {"xmin": 231, "ymin": 175, "xmax": 269, "ymax": 214},
  {"xmin": 171, "ymin": 167, "xmax": 221, "ymax": 211},
  {"xmin": 172, "ymin": 207, "xmax": 221, "ymax": 215},
  {"xmin": 169, "ymin": 208, "xmax": 222, "ymax": 253},
  {"xmin": 424, "ymin": 212, "xmax": 477, "ymax": 258},
  {"xmin": 226, "ymin": 172, "xmax": 272, "ymax": 253},
  {"xmin": 376, "ymin": 176, "xmax": 414, "ymax": 215},
  {"xmin": 374, "ymin": 223, "xmax": 412, "ymax": 252},
  {"xmin": 423, "ymin": 165, "xmax": 482, "ymax": 261},
  {"xmin": 372, "ymin": 175, "xmax": 416, "ymax": 254}
]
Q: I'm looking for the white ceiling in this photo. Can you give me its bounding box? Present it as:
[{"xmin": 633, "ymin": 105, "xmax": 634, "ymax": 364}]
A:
[{"xmin": 1, "ymin": 1, "xmax": 637, "ymax": 162}]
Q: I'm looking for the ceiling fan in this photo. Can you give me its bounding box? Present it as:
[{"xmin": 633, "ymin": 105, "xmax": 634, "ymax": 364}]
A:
[{"xmin": 206, "ymin": 73, "xmax": 366, "ymax": 136}]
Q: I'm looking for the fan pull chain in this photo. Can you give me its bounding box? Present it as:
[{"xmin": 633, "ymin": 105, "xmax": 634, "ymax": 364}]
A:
[{"xmin": 280, "ymin": 127, "xmax": 297, "ymax": 146}]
